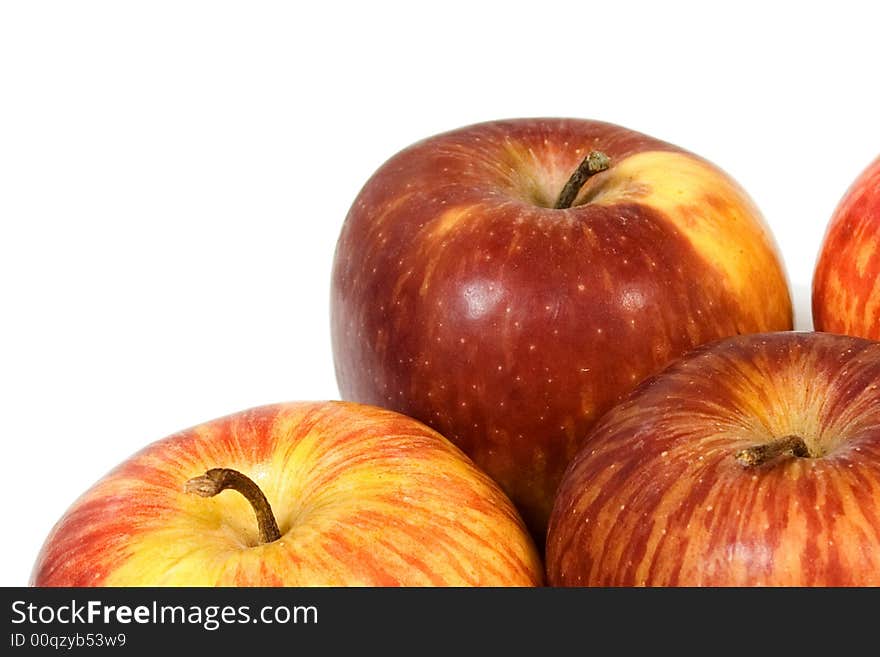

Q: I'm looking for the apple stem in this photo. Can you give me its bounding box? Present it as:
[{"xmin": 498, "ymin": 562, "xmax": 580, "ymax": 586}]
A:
[
  {"xmin": 735, "ymin": 435, "xmax": 811, "ymax": 467},
  {"xmin": 554, "ymin": 150, "xmax": 611, "ymax": 209},
  {"xmin": 184, "ymin": 468, "xmax": 282, "ymax": 544}
]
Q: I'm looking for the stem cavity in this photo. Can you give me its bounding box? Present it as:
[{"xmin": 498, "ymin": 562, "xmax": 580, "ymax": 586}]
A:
[{"xmin": 185, "ymin": 468, "xmax": 282, "ymax": 544}]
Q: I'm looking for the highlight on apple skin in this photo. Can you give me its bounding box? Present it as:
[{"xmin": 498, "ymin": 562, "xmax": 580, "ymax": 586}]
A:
[
  {"xmin": 813, "ymin": 155, "xmax": 880, "ymax": 338},
  {"xmin": 331, "ymin": 117, "xmax": 794, "ymax": 539},
  {"xmin": 31, "ymin": 401, "xmax": 543, "ymax": 586},
  {"xmin": 547, "ymin": 331, "xmax": 880, "ymax": 586}
]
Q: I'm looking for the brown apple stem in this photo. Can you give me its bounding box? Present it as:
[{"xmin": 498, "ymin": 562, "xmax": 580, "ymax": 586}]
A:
[
  {"xmin": 554, "ymin": 150, "xmax": 611, "ymax": 209},
  {"xmin": 735, "ymin": 435, "xmax": 811, "ymax": 467},
  {"xmin": 184, "ymin": 468, "xmax": 282, "ymax": 544}
]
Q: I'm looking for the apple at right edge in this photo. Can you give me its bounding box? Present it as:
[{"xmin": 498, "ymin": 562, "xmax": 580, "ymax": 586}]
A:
[
  {"xmin": 813, "ymin": 155, "xmax": 880, "ymax": 337},
  {"xmin": 547, "ymin": 331, "xmax": 880, "ymax": 586}
]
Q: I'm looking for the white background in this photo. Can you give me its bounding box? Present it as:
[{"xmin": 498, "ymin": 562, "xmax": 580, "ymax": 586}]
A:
[{"xmin": 2, "ymin": 1, "xmax": 879, "ymax": 586}]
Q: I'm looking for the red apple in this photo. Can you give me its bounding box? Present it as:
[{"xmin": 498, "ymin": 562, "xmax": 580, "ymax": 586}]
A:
[
  {"xmin": 813, "ymin": 155, "xmax": 880, "ymax": 338},
  {"xmin": 331, "ymin": 118, "xmax": 793, "ymax": 539},
  {"xmin": 31, "ymin": 401, "xmax": 542, "ymax": 586},
  {"xmin": 547, "ymin": 331, "xmax": 880, "ymax": 586}
]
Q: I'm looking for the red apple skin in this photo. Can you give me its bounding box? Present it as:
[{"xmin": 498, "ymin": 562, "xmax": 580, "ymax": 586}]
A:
[
  {"xmin": 31, "ymin": 401, "xmax": 542, "ymax": 586},
  {"xmin": 813, "ymin": 156, "xmax": 880, "ymax": 338},
  {"xmin": 331, "ymin": 118, "xmax": 793, "ymax": 539},
  {"xmin": 547, "ymin": 331, "xmax": 880, "ymax": 587}
]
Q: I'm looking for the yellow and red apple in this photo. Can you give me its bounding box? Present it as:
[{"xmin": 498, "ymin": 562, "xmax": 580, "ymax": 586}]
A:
[
  {"xmin": 331, "ymin": 118, "xmax": 793, "ymax": 539},
  {"xmin": 31, "ymin": 401, "xmax": 542, "ymax": 586},
  {"xmin": 813, "ymin": 155, "xmax": 880, "ymax": 337},
  {"xmin": 547, "ymin": 331, "xmax": 880, "ymax": 586}
]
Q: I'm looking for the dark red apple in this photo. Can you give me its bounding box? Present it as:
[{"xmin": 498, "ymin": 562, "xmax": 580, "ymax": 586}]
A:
[
  {"xmin": 547, "ymin": 331, "xmax": 880, "ymax": 586},
  {"xmin": 331, "ymin": 118, "xmax": 793, "ymax": 538}
]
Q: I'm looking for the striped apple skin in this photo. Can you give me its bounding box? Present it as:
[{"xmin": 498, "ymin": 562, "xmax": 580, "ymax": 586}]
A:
[
  {"xmin": 814, "ymin": 156, "xmax": 880, "ymax": 338},
  {"xmin": 332, "ymin": 118, "xmax": 793, "ymax": 540},
  {"xmin": 31, "ymin": 401, "xmax": 542, "ymax": 586},
  {"xmin": 547, "ymin": 332, "xmax": 880, "ymax": 586}
]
